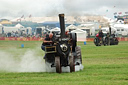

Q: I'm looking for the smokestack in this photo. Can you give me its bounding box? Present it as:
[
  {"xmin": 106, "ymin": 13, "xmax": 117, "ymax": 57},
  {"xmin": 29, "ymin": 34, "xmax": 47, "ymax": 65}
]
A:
[
  {"xmin": 59, "ymin": 14, "xmax": 66, "ymax": 38},
  {"xmin": 109, "ymin": 26, "xmax": 111, "ymax": 35}
]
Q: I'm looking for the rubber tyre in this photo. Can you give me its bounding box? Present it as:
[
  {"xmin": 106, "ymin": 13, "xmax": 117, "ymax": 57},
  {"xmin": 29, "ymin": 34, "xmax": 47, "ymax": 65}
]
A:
[
  {"xmin": 69, "ymin": 53, "xmax": 75, "ymax": 72},
  {"xmin": 55, "ymin": 56, "xmax": 62, "ymax": 73},
  {"xmin": 75, "ymin": 46, "xmax": 82, "ymax": 64},
  {"xmin": 94, "ymin": 38, "xmax": 100, "ymax": 46},
  {"xmin": 71, "ymin": 33, "xmax": 77, "ymax": 52}
]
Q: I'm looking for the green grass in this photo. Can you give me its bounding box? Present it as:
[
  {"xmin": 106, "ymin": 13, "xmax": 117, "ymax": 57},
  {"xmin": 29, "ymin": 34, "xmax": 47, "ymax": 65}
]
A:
[{"xmin": 0, "ymin": 40, "xmax": 128, "ymax": 85}]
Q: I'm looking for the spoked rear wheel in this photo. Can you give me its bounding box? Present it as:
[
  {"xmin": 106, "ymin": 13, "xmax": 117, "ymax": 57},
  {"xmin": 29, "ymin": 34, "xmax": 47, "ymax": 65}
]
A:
[
  {"xmin": 69, "ymin": 53, "xmax": 75, "ymax": 72},
  {"xmin": 94, "ymin": 38, "xmax": 100, "ymax": 46},
  {"xmin": 70, "ymin": 33, "xmax": 77, "ymax": 52},
  {"xmin": 75, "ymin": 46, "xmax": 82, "ymax": 64},
  {"xmin": 55, "ymin": 56, "xmax": 61, "ymax": 73}
]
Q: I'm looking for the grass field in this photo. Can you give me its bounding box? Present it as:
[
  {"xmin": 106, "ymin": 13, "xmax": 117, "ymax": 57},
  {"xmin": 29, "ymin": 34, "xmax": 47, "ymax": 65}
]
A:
[{"xmin": 0, "ymin": 40, "xmax": 128, "ymax": 85}]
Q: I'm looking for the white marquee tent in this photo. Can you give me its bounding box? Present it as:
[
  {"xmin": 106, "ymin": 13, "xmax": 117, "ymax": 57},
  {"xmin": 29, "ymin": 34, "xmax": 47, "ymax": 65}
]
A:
[
  {"xmin": 113, "ymin": 24, "xmax": 128, "ymax": 36},
  {"xmin": 15, "ymin": 23, "xmax": 24, "ymax": 28},
  {"xmin": 0, "ymin": 24, "xmax": 3, "ymax": 34},
  {"xmin": 71, "ymin": 29, "xmax": 87, "ymax": 41},
  {"xmin": 66, "ymin": 24, "xmax": 77, "ymax": 31},
  {"xmin": 3, "ymin": 27, "xmax": 19, "ymax": 33},
  {"xmin": 50, "ymin": 27, "xmax": 60, "ymax": 32}
]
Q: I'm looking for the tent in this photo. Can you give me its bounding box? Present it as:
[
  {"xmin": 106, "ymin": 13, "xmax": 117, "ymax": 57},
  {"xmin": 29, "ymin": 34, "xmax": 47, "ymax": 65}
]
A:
[
  {"xmin": 71, "ymin": 29, "xmax": 87, "ymax": 41},
  {"xmin": 50, "ymin": 27, "xmax": 60, "ymax": 32},
  {"xmin": 3, "ymin": 26, "xmax": 19, "ymax": 33},
  {"xmin": 0, "ymin": 24, "xmax": 3, "ymax": 34},
  {"xmin": 113, "ymin": 24, "xmax": 128, "ymax": 36},
  {"xmin": 66, "ymin": 24, "xmax": 77, "ymax": 31},
  {"xmin": 50, "ymin": 27, "xmax": 60, "ymax": 35},
  {"xmin": 26, "ymin": 27, "xmax": 32, "ymax": 35},
  {"xmin": 15, "ymin": 23, "xmax": 24, "ymax": 28},
  {"xmin": 101, "ymin": 26, "xmax": 117, "ymax": 34},
  {"xmin": 114, "ymin": 24, "xmax": 124, "ymax": 28}
]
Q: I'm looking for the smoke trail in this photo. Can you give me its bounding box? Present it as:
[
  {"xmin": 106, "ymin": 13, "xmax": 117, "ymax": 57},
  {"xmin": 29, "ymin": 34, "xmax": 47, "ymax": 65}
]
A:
[
  {"xmin": 0, "ymin": 49, "xmax": 83, "ymax": 72},
  {"xmin": 18, "ymin": 50, "xmax": 46, "ymax": 72},
  {"xmin": 0, "ymin": 49, "xmax": 46, "ymax": 72},
  {"xmin": 0, "ymin": 51, "xmax": 19, "ymax": 72}
]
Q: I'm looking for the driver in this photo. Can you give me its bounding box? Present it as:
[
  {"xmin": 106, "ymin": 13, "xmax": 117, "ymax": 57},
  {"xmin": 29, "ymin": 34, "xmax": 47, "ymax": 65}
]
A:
[
  {"xmin": 41, "ymin": 32, "xmax": 53, "ymax": 51},
  {"xmin": 98, "ymin": 30, "xmax": 104, "ymax": 44},
  {"xmin": 41, "ymin": 32, "xmax": 54, "ymax": 59}
]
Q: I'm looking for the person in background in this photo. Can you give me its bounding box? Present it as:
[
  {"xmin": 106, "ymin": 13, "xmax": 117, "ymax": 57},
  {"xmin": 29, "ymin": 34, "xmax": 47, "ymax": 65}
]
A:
[
  {"xmin": 99, "ymin": 30, "xmax": 104, "ymax": 38},
  {"xmin": 98, "ymin": 30, "xmax": 104, "ymax": 44}
]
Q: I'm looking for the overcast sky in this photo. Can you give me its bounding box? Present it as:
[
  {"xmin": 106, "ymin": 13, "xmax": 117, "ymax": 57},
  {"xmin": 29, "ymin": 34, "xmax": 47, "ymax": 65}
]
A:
[{"xmin": 0, "ymin": 0, "xmax": 128, "ymax": 19}]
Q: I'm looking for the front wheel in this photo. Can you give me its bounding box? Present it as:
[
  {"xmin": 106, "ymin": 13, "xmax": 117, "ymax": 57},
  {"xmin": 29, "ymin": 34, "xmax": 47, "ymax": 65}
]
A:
[
  {"xmin": 55, "ymin": 56, "xmax": 61, "ymax": 73},
  {"xmin": 69, "ymin": 53, "xmax": 75, "ymax": 72}
]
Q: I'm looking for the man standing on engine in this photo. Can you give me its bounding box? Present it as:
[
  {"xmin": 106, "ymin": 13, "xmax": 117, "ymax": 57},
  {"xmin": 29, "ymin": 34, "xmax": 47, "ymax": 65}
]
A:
[{"xmin": 99, "ymin": 30, "xmax": 104, "ymax": 44}]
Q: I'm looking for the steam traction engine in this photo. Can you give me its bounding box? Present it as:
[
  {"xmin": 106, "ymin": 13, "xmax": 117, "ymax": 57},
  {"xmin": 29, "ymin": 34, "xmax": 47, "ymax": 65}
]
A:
[
  {"xmin": 104, "ymin": 27, "xmax": 119, "ymax": 45},
  {"xmin": 94, "ymin": 27, "xmax": 119, "ymax": 46},
  {"xmin": 41, "ymin": 14, "xmax": 82, "ymax": 73}
]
